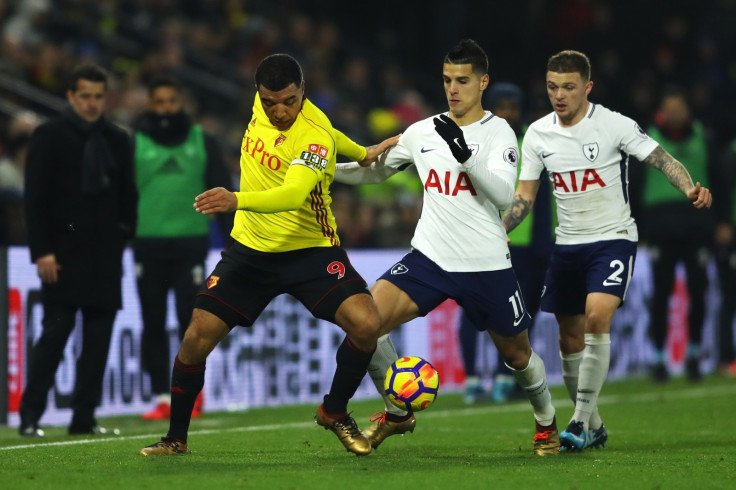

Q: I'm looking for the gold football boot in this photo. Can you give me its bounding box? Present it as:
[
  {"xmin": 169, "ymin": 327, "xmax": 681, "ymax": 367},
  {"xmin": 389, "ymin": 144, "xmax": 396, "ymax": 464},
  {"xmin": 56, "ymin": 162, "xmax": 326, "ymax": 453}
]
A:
[
  {"xmin": 315, "ymin": 405, "xmax": 372, "ymax": 456},
  {"xmin": 363, "ymin": 411, "xmax": 416, "ymax": 449},
  {"xmin": 139, "ymin": 437, "xmax": 190, "ymax": 456},
  {"xmin": 533, "ymin": 418, "xmax": 561, "ymax": 456}
]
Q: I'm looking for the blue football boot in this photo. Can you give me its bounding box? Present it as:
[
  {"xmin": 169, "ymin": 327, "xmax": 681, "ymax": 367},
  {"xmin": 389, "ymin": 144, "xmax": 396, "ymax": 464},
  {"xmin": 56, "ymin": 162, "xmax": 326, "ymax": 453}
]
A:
[
  {"xmin": 559, "ymin": 420, "xmax": 586, "ymax": 451},
  {"xmin": 586, "ymin": 424, "xmax": 608, "ymax": 449}
]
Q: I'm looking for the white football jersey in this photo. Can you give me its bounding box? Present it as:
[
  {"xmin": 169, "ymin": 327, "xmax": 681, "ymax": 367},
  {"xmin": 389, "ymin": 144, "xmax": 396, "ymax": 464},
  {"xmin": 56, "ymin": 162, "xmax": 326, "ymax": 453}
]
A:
[
  {"xmin": 384, "ymin": 111, "xmax": 519, "ymax": 272},
  {"xmin": 520, "ymin": 103, "xmax": 659, "ymax": 245}
]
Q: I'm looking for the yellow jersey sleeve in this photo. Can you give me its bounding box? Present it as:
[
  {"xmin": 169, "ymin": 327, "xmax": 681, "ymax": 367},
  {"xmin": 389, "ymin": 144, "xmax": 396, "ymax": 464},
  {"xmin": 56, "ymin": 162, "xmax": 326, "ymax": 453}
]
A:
[
  {"xmin": 230, "ymin": 95, "xmax": 340, "ymax": 252},
  {"xmin": 234, "ymin": 164, "xmax": 318, "ymax": 212},
  {"xmin": 334, "ymin": 129, "xmax": 367, "ymax": 161}
]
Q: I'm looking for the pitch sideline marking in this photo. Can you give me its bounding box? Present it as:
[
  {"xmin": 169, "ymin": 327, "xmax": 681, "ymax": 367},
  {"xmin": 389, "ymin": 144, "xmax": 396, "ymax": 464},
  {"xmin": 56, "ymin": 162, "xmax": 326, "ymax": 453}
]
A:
[{"xmin": 2, "ymin": 383, "xmax": 734, "ymax": 452}]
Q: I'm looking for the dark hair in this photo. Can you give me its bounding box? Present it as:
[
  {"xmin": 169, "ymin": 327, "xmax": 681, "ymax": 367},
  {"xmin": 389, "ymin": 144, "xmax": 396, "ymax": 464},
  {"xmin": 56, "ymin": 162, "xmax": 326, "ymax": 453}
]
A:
[
  {"xmin": 68, "ymin": 63, "xmax": 108, "ymax": 92},
  {"xmin": 547, "ymin": 50, "xmax": 591, "ymax": 82},
  {"xmin": 148, "ymin": 76, "xmax": 182, "ymax": 96},
  {"xmin": 443, "ymin": 39, "xmax": 489, "ymax": 76},
  {"xmin": 487, "ymin": 82, "xmax": 523, "ymax": 110},
  {"xmin": 255, "ymin": 54, "xmax": 304, "ymax": 91}
]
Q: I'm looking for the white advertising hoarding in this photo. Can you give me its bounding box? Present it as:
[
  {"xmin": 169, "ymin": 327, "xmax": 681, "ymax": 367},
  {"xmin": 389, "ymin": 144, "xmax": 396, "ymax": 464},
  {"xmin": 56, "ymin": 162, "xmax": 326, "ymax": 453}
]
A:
[{"xmin": 5, "ymin": 247, "xmax": 720, "ymax": 427}]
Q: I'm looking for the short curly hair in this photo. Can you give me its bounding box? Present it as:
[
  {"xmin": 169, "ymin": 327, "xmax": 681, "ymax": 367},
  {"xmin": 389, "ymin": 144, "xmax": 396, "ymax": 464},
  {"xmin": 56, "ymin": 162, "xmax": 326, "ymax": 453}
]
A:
[
  {"xmin": 547, "ymin": 50, "xmax": 591, "ymax": 82},
  {"xmin": 255, "ymin": 54, "xmax": 304, "ymax": 91}
]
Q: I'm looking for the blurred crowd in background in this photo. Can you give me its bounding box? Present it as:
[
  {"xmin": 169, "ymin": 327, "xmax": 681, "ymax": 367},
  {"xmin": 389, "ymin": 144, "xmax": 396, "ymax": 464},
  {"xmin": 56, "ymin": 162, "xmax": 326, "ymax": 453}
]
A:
[{"xmin": 1, "ymin": 0, "xmax": 735, "ymax": 248}]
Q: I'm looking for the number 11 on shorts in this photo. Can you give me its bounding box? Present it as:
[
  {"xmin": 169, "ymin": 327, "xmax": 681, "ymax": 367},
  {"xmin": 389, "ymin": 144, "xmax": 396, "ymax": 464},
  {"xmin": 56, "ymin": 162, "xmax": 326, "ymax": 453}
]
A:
[{"xmin": 508, "ymin": 289, "xmax": 526, "ymax": 323}]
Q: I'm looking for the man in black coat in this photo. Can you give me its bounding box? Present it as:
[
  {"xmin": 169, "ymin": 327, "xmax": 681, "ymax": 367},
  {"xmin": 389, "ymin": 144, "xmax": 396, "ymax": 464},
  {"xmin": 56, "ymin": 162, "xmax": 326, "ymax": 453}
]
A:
[{"xmin": 20, "ymin": 63, "xmax": 138, "ymax": 436}]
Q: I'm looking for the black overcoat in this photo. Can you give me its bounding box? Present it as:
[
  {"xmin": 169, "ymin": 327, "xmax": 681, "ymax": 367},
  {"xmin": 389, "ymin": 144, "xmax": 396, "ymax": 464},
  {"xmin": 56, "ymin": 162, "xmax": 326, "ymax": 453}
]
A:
[{"xmin": 24, "ymin": 115, "xmax": 138, "ymax": 310}]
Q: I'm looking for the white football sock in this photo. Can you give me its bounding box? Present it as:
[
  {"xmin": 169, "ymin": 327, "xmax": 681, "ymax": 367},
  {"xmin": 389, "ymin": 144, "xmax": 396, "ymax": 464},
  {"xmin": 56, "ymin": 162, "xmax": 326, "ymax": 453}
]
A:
[
  {"xmin": 367, "ymin": 334, "xmax": 407, "ymax": 416},
  {"xmin": 561, "ymin": 350, "xmax": 603, "ymax": 429},
  {"xmin": 507, "ymin": 351, "xmax": 555, "ymax": 426},
  {"xmin": 572, "ymin": 333, "xmax": 610, "ymax": 431}
]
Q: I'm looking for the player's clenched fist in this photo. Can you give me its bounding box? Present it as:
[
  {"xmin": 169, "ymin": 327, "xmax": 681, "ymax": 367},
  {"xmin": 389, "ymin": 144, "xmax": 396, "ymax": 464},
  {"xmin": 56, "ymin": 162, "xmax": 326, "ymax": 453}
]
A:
[
  {"xmin": 686, "ymin": 182, "xmax": 712, "ymax": 210},
  {"xmin": 194, "ymin": 187, "xmax": 237, "ymax": 215}
]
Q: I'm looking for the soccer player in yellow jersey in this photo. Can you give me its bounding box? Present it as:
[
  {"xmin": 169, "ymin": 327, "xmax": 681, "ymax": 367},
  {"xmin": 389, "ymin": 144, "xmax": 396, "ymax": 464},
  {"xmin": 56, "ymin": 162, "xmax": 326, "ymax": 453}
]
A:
[{"xmin": 140, "ymin": 54, "xmax": 397, "ymax": 457}]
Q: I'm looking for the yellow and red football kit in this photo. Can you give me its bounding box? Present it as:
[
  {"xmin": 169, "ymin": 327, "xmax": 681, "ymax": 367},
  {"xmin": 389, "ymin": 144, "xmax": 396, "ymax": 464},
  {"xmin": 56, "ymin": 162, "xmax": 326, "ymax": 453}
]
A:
[{"xmin": 231, "ymin": 93, "xmax": 366, "ymax": 252}]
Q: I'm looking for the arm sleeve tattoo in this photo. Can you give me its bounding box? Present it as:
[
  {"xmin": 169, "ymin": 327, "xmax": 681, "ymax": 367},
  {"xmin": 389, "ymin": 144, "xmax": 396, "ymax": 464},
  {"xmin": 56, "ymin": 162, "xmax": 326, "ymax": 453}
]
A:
[
  {"xmin": 502, "ymin": 194, "xmax": 534, "ymax": 233},
  {"xmin": 643, "ymin": 145, "xmax": 694, "ymax": 195}
]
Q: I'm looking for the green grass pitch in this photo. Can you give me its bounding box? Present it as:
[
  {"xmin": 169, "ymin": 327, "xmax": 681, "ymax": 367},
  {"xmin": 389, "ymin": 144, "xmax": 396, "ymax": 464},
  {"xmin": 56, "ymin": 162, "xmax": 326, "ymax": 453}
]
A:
[{"xmin": 2, "ymin": 374, "xmax": 734, "ymax": 489}]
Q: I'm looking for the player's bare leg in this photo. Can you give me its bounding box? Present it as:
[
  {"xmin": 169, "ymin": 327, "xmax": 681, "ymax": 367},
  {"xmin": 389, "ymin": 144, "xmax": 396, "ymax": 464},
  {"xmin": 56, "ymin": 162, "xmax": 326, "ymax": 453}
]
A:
[
  {"xmin": 315, "ymin": 293, "xmax": 379, "ymax": 456},
  {"xmin": 362, "ymin": 280, "xmax": 420, "ymax": 448}
]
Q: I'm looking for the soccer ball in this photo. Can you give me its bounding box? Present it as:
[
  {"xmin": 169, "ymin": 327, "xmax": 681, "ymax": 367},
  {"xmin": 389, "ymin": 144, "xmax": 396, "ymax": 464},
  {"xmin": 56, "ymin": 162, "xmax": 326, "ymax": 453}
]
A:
[{"xmin": 384, "ymin": 356, "xmax": 440, "ymax": 411}]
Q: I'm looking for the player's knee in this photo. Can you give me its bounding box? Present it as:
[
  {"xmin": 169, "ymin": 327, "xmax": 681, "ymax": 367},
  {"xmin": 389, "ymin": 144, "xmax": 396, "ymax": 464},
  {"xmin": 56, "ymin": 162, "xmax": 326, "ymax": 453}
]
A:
[
  {"xmin": 178, "ymin": 331, "xmax": 202, "ymax": 362},
  {"xmin": 179, "ymin": 323, "xmax": 216, "ymax": 364},
  {"xmin": 559, "ymin": 332, "xmax": 584, "ymax": 353},
  {"xmin": 346, "ymin": 310, "xmax": 381, "ymax": 351},
  {"xmin": 504, "ymin": 355, "xmax": 529, "ymax": 371},
  {"xmin": 499, "ymin": 344, "xmax": 532, "ymax": 371},
  {"xmin": 584, "ymin": 311, "xmax": 612, "ymax": 334},
  {"xmin": 337, "ymin": 295, "xmax": 381, "ymax": 346}
]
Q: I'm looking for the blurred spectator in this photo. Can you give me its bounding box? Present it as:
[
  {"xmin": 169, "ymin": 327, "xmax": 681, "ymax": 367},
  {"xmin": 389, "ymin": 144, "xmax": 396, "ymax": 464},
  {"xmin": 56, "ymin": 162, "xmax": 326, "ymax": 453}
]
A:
[
  {"xmin": 713, "ymin": 139, "xmax": 736, "ymax": 376},
  {"xmin": 337, "ymin": 56, "xmax": 378, "ymax": 116},
  {"xmin": 0, "ymin": 134, "xmax": 29, "ymax": 245},
  {"xmin": 0, "ymin": 0, "xmax": 733, "ymax": 258},
  {"xmin": 638, "ymin": 86, "xmax": 716, "ymax": 383},
  {"xmin": 2, "ymin": 0, "xmax": 51, "ymax": 51},
  {"xmin": 0, "ymin": 110, "xmax": 40, "ymax": 245},
  {"xmin": 0, "ymin": 110, "xmax": 39, "ymax": 190},
  {"xmin": 0, "ymin": 132, "xmax": 27, "ymax": 192}
]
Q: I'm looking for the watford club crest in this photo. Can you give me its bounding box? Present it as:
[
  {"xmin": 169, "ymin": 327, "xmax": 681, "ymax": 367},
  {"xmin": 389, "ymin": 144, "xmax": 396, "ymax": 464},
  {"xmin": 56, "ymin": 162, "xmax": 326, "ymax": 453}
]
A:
[
  {"xmin": 206, "ymin": 275, "xmax": 220, "ymax": 289},
  {"xmin": 274, "ymin": 133, "xmax": 287, "ymax": 147}
]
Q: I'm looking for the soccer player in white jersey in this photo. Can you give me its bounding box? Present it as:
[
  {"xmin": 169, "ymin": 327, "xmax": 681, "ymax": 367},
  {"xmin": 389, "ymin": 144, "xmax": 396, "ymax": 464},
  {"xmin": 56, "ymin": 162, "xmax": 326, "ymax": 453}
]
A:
[
  {"xmin": 334, "ymin": 39, "xmax": 560, "ymax": 456},
  {"xmin": 502, "ymin": 50, "xmax": 712, "ymax": 451}
]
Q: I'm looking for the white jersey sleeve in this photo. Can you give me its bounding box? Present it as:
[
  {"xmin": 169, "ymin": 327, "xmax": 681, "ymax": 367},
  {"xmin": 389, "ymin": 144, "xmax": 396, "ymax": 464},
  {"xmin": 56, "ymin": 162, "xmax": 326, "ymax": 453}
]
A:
[
  {"xmin": 522, "ymin": 104, "xmax": 658, "ymax": 245},
  {"xmin": 614, "ymin": 113, "xmax": 660, "ymax": 161},
  {"xmin": 519, "ymin": 130, "xmax": 546, "ymax": 181},
  {"xmin": 462, "ymin": 122, "xmax": 517, "ymax": 210},
  {"xmin": 334, "ymin": 154, "xmax": 403, "ymax": 185},
  {"xmin": 386, "ymin": 112, "xmax": 517, "ymax": 272}
]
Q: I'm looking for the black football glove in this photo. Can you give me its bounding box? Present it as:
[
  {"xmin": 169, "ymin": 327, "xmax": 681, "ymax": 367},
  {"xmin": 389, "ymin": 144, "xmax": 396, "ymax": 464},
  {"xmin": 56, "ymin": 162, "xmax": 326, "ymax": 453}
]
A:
[{"xmin": 433, "ymin": 114, "xmax": 472, "ymax": 163}]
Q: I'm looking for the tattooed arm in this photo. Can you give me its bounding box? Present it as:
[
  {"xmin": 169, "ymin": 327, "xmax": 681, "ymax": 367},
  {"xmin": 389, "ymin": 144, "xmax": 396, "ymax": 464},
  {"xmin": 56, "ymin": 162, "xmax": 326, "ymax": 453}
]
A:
[
  {"xmin": 502, "ymin": 179, "xmax": 541, "ymax": 233},
  {"xmin": 643, "ymin": 146, "xmax": 694, "ymax": 193},
  {"xmin": 643, "ymin": 145, "xmax": 713, "ymax": 209}
]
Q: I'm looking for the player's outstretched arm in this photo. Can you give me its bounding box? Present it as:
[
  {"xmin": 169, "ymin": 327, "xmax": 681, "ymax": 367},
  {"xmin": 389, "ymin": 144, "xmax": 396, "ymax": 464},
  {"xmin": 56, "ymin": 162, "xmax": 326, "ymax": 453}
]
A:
[
  {"xmin": 644, "ymin": 145, "xmax": 713, "ymax": 209},
  {"xmin": 334, "ymin": 151, "xmax": 400, "ymax": 185},
  {"xmin": 194, "ymin": 187, "xmax": 237, "ymax": 215},
  {"xmin": 360, "ymin": 134, "xmax": 401, "ymax": 167},
  {"xmin": 195, "ymin": 165, "xmax": 320, "ymax": 214},
  {"xmin": 502, "ymin": 179, "xmax": 541, "ymax": 233}
]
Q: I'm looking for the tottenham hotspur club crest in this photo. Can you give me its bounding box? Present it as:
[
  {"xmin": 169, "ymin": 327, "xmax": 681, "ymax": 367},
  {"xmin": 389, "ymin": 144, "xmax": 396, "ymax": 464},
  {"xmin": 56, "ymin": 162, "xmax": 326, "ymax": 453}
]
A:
[
  {"xmin": 583, "ymin": 142, "xmax": 599, "ymax": 162},
  {"xmin": 391, "ymin": 263, "xmax": 409, "ymax": 275}
]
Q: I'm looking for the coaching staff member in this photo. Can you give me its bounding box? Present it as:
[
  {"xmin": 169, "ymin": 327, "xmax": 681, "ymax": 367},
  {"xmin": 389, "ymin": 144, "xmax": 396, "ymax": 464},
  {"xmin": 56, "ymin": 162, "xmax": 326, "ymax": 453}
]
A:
[{"xmin": 19, "ymin": 63, "xmax": 137, "ymax": 436}]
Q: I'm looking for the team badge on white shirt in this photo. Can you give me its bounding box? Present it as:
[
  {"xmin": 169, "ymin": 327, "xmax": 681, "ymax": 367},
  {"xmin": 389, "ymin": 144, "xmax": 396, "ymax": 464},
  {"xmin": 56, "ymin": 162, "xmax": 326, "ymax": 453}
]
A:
[
  {"xmin": 583, "ymin": 142, "xmax": 599, "ymax": 161},
  {"xmin": 520, "ymin": 103, "xmax": 659, "ymax": 245}
]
